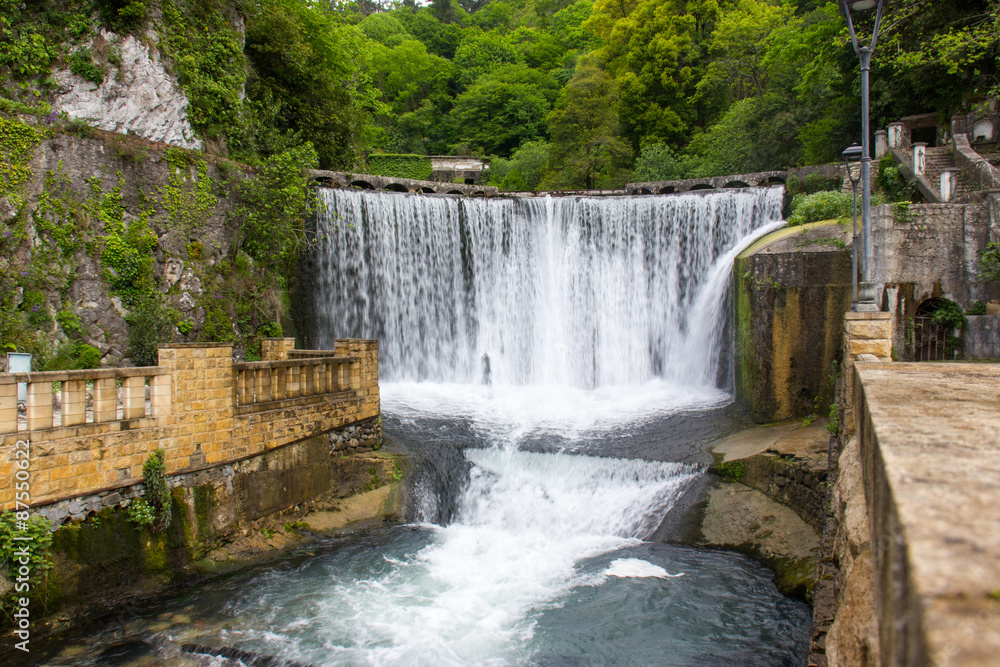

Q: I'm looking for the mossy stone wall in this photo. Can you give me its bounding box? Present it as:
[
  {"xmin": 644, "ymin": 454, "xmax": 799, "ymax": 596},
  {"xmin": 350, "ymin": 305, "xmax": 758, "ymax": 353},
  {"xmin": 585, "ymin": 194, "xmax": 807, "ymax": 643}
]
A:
[{"xmin": 735, "ymin": 223, "xmax": 853, "ymax": 422}]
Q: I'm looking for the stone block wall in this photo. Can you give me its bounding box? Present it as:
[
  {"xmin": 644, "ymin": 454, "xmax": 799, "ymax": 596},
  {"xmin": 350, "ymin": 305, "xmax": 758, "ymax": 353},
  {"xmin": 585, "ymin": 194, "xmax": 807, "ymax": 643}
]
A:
[
  {"xmin": 964, "ymin": 314, "xmax": 1000, "ymax": 359},
  {"xmin": 734, "ymin": 223, "xmax": 853, "ymax": 422},
  {"xmin": 839, "ymin": 312, "xmax": 891, "ymax": 439},
  {"xmin": 0, "ymin": 340, "xmax": 380, "ymax": 514},
  {"xmin": 870, "ymin": 202, "xmax": 990, "ymax": 336}
]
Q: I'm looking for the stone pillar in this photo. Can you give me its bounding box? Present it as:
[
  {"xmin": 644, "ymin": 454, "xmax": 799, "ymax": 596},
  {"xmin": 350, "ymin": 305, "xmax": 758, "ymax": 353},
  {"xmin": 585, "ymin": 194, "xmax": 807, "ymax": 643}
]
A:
[
  {"xmin": 61, "ymin": 379, "xmax": 86, "ymax": 427},
  {"xmin": 27, "ymin": 381, "xmax": 52, "ymax": 431},
  {"xmin": 157, "ymin": 343, "xmax": 235, "ymax": 472},
  {"xmin": 0, "ymin": 381, "xmax": 16, "ymax": 434},
  {"xmin": 912, "ymin": 142, "xmax": 927, "ymax": 176},
  {"xmin": 887, "ymin": 123, "xmax": 904, "ymax": 149},
  {"xmin": 939, "ymin": 168, "xmax": 959, "ymax": 202},
  {"xmin": 840, "ymin": 312, "xmax": 892, "ymax": 438},
  {"xmin": 261, "ymin": 337, "xmax": 296, "ymax": 361},
  {"xmin": 336, "ymin": 339, "xmax": 380, "ymax": 420},
  {"xmin": 875, "ymin": 130, "xmax": 888, "ymax": 159}
]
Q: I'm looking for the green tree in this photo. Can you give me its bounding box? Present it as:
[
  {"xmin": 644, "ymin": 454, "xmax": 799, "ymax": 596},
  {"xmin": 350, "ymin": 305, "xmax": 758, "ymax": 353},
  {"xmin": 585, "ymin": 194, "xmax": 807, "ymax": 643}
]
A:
[
  {"xmin": 241, "ymin": 0, "xmax": 362, "ymax": 169},
  {"xmin": 453, "ymin": 29, "xmax": 519, "ymax": 88},
  {"xmin": 453, "ymin": 66, "xmax": 553, "ymax": 156},
  {"xmin": 490, "ymin": 139, "xmax": 551, "ymax": 190},
  {"xmin": 544, "ymin": 56, "xmax": 630, "ymax": 188}
]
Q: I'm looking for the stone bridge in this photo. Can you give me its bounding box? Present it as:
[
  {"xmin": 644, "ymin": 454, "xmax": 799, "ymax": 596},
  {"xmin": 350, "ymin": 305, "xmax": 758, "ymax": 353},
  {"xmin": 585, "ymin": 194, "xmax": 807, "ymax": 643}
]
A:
[
  {"xmin": 309, "ymin": 169, "xmax": 499, "ymax": 197},
  {"xmin": 625, "ymin": 164, "xmax": 845, "ymax": 195},
  {"xmin": 0, "ymin": 338, "xmax": 379, "ymax": 522},
  {"xmin": 626, "ymin": 170, "xmax": 789, "ymax": 195}
]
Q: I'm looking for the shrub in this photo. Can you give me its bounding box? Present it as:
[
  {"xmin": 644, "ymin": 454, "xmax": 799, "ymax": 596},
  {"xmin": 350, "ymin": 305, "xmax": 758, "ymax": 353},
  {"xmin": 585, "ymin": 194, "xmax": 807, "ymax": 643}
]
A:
[
  {"xmin": 141, "ymin": 449, "xmax": 172, "ymax": 532},
  {"xmin": 979, "ymin": 242, "xmax": 1000, "ymax": 283},
  {"xmin": 788, "ymin": 190, "xmax": 853, "ymax": 225},
  {"xmin": 125, "ymin": 295, "xmax": 173, "ymax": 366}
]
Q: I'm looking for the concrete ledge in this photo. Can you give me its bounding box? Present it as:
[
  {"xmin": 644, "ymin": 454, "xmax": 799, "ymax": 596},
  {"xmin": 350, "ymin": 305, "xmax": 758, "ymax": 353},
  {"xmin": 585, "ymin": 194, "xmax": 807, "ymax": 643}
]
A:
[{"xmin": 854, "ymin": 362, "xmax": 1000, "ymax": 666}]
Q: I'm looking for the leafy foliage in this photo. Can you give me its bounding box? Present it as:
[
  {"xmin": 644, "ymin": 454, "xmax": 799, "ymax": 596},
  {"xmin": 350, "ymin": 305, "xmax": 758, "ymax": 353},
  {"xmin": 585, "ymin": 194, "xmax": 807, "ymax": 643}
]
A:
[
  {"xmin": 367, "ymin": 154, "xmax": 433, "ymax": 180},
  {"xmin": 788, "ymin": 190, "xmax": 852, "ymax": 226},
  {"xmin": 544, "ymin": 56, "xmax": 630, "ymax": 189},
  {"xmin": 141, "ymin": 449, "xmax": 173, "ymax": 532},
  {"xmin": 126, "ymin": 295, "xmax": 174, "ymax": 366},
  {"xmin": 235, "ymin": 143, "xmax": 319, "ymax": 277},
  {"xmin": 978, "ymin": 243, "xmax": 1000, "ymax": 283},
  {"xmin": 0, "ymin": 511, "xmax": 53, "ymax": 619}
]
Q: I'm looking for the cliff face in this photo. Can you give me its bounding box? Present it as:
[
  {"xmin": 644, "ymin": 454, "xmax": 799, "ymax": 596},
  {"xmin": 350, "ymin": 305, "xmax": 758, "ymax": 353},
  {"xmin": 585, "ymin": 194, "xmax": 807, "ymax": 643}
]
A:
[
  {"xmin": 52, "ymin": 29, "xmax": 203, "ymax": 151},
  {"xmin": 1, "ymin": 121, "xmax": 293, "ymax": 369}
]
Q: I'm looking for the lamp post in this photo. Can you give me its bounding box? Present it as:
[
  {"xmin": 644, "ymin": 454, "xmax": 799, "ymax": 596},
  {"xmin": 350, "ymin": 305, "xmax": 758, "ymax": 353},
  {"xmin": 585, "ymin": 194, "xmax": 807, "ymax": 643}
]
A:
[
  {"xmin": 840, "ymin": 0, "xmax": 885, "ymax": 312},
  {"xmin": 842, "ymin": 143, "xmax": 862, "ymax": 310}
]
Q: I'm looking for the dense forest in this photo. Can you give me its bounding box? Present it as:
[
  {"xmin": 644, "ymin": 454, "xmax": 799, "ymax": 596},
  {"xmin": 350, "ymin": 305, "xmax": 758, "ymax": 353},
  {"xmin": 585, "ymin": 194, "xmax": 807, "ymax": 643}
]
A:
[{"xmin": 2, "ymin": 0, "xmax": 998, "ymax": 190}]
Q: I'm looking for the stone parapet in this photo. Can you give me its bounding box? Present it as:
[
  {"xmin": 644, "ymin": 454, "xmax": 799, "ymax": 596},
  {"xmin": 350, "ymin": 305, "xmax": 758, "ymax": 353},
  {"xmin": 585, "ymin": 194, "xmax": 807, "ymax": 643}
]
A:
[
  {"xmin": 840, "ymin": 312, "xmax": 891, "ymax": 439},
  {"xmin": 0, "ymin": 340, "xmax": 380, "ymax": 513},
  {"xmin": 845, "ymin": 363, "xmax": 1000, "ymax": 667}
]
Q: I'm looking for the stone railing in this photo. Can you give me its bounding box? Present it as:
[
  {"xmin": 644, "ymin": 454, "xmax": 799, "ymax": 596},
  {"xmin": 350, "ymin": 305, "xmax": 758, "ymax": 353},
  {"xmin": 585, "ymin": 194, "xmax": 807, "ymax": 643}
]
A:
[
  {"xmin": 953, "ymin": 133, "xmax": 1000, "ymax": 192},
  {"xmin": 0, "ymin": 338, "xmax": 379, "ymax": 512},
  {"xmin": 0, "ymin": 367, "xmax": 170, "ymax": 434},
  {"xmin": 233, "ymin": 356, "xmax": 357, "ymax": 415}
]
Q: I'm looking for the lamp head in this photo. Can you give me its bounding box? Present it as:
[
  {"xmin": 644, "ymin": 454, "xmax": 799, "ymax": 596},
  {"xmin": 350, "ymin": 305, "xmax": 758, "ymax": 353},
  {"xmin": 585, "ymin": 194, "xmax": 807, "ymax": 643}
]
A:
[
  {"xmin": 842, "ymin": 144, "xmax": 863, "ymax": 162},
  {"xmin": 847, "ymin": 0, "xmax": 877, "ymax": 10}
]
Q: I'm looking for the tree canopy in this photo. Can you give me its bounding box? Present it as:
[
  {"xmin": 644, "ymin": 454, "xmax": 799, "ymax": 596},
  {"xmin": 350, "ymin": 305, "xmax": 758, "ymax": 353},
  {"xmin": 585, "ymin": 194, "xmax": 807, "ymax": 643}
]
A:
[{"xmin": 3, "ymin": 0, "xmax": 996, "ymax": 187}]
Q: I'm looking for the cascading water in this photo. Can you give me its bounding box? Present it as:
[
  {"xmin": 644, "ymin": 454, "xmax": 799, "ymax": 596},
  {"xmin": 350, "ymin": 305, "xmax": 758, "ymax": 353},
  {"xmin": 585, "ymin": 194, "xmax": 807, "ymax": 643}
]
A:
[
  {"xmin": 312, "ymin": 188, "xmax": 783, "ymax": 388},
  {"xmin": 24, "ymin": 190, "xmax": 811, "ymax": 667}
]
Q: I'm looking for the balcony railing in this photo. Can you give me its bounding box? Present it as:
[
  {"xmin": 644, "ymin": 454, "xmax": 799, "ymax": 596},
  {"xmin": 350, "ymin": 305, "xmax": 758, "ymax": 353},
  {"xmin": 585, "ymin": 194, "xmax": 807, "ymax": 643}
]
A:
[
  {"xmin": 232, "ymin": 356, "xmax": 357, "ymax": 414},
  {"xmin": 0, "ymin": 367, "xmax": 170, "ymax": 434}
]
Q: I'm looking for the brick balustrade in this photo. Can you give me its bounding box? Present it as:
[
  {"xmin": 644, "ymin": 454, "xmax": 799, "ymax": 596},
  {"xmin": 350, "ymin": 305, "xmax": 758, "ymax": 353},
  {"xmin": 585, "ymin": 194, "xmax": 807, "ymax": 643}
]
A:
[{"xmin": 0, "ymin": 338, "xmax": 379, "ymax": 512}]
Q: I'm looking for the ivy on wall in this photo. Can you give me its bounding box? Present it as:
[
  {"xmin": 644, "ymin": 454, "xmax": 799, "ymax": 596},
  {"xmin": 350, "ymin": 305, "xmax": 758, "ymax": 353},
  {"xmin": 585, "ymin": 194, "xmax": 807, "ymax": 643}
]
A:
[{"xmin": 365, "ymin": 154, "xmax": 433, "ymax": 181}]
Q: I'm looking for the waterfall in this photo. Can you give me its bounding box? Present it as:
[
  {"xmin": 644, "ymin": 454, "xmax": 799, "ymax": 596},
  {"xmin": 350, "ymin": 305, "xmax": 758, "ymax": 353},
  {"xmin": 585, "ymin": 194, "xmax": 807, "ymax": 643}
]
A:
[{"xmin": 312, "ymin": 188, "xmax": 783, "ymax": 389}]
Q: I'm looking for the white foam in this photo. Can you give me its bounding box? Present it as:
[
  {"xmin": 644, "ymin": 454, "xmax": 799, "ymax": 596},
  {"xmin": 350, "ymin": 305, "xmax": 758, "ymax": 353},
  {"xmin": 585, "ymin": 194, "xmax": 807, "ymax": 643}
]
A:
[{"xmin": 605, "ymin": 557, "xmax": 685, "ymax": 579}]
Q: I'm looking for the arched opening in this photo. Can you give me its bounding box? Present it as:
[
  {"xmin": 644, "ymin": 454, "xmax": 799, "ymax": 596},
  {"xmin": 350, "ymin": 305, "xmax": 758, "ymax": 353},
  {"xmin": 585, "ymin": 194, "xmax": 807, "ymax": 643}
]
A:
[
  {"xmin": 689, "ymin": 183, "xmax": 715, "ymax": 191},
  {"xmin": 420, "ymin": 186, "xmax": 436, "ymax": 194},
  {"xmin": 384, "ymin": 183, "xmax": 409, "ymax": 193},
  {"xmin": 909, "ymin": 298, "xmax": 963, "ymax": 361},
  {"xmin": 634, "ymin": 187, "xmax": 652, "ymax": 195},
  {"xmin": 658, "ymin": 186, "xmax": 675, "ymax": 194},
  {"xmin": 723, "ymin": 181, "xmax": 750, "ymax": 189},
  {"xmin": 473, "ymin": 191, "xmax": 486, "ymax": 197},
  {"xmin": 765, "ymin": 176, "xmax": 786, "ymax": 186},
  {"xmin": 350, "ymin": 180, "xmax": 374, "ymax": 190},
  {"xmin": 447, "ymin": 190, "xmax": 464, "ymax": 195}
]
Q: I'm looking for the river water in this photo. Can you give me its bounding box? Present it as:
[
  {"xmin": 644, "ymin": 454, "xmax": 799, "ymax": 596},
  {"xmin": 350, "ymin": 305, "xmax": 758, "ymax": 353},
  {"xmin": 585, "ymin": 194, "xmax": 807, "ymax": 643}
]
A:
[{"xmin": 20, "ymin": 189, "xmax": 811, "ymax": 666}]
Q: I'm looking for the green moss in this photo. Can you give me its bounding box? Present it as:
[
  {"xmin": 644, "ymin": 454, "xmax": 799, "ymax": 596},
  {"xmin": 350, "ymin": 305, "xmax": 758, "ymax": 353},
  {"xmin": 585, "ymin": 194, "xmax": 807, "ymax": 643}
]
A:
[
  {"xmin": 193, "ymin": 484, "xmax": 214, "ymax": 543},
  {"xmin": 768, "ymin": 555, "xmax": 816, "ymax": 602},
  {"xmin": 711, "ymin": 460, "xmax": 746, "ymax": 482},
  {"xmin": 0, "ymin": 116, "xmax": 42, "ymax": 204}
]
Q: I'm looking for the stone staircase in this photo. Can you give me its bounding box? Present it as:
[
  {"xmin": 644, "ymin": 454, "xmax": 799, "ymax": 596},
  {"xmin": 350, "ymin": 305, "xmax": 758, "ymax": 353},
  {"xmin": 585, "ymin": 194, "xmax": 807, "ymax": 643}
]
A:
[{"xmin": 922, "ymin": 146, "xmax": 967, "ymax": 201}]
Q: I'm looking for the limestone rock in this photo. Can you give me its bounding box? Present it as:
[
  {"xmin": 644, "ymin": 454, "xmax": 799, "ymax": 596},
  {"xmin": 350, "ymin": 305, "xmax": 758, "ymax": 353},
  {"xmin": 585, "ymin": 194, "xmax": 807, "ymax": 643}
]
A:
[
  {"xmin": 53, "ymin": 31, "xmax": 203, "ymax": 151},
  {"xmin": 179, "ymin": 268, "xmax": 202, "ymax": 295}
]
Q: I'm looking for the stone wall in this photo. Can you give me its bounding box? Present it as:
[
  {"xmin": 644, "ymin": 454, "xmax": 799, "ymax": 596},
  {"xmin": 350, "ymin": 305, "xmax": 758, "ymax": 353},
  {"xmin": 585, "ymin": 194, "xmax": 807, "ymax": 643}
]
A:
[
  {"xmin": 838, "ymin": 363, "xmax": 1000, "ymax": 667},
  {"xmin": 964, "ymin": 314, "xmax": 1000, "ymax": 359},
  {"xmin": 870, "ymin": 202, "xmax": 991, "ymax": 358},
  {"xmin": 0, "ymin": 339, "xmax": 380, "ymax": 514},
  {"xmin": 735, "ymin": 222, "xmax": 852, "ymax": 422}
]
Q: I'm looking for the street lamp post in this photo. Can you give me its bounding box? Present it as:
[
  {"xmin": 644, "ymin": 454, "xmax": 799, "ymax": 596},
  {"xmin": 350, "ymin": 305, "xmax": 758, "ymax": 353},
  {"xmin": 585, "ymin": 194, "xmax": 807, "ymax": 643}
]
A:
[
  {"xmin": 840, "ymin": 0, "xmax": 885, "ymax": 312},
  {"xmin": 842, "ymin": 143, "xmax": 863, "ymax": 310}
]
